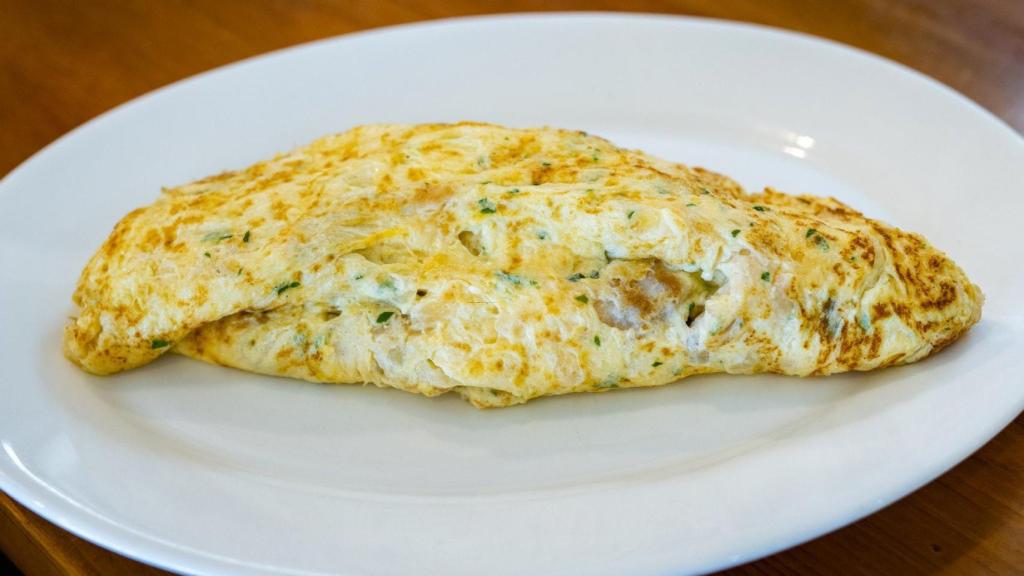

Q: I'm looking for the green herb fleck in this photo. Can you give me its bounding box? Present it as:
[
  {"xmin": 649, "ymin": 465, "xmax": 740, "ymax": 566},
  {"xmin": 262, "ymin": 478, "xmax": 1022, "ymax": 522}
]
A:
[
  {"xmin": 478, "ymin": 198, "xmax": 497, "ymax": 214},
  {"xmin": 568, "ymin": 272, "xmax": 585, "ymax": 282},
  {"xmin": 761, "ymin": 271, "xmax": 771, "ymax": 282},
  {"xmin": 237, "ymin": 268, "xmax": 243, "ymax": 276},
  {"xmin": 657, "ymin": 187, "xmax": 670, "ymax": 195},
  {"xmin": 753, "ymin": 205, "xmax": 768, "ymax": 212},
  {"xmin": 243, "ymin": 230, "xmax": 251, "ymax": 243},
  {"xmin": 203, "ymin": 251, "xmax": 211, "ymax": 258},
  {"xmin": 688, "ymin": 302, "xmax": 695, "ymax": 314},
  {"xmin": 806, "ymin": 228, "xmax": 817, "ymax": 238},
  {"xmin": 593, "ymin": 335, "xmax": 601, "ymax": 347},
  {"xmin": 537, "ymin": 230, "xmax": 548, "ymax": 240},
  {"xmin": 591, "ymin": 153, "xmax": 599, "ymax": 162},
  {"xmin": 203, "ymin": 231, "xmax": 233, "ymax": 242},
  {"xmin": 652, "ymin": 361, "xmax": 663, "ymax": 367},
  {"xmin": 686, "ymin": 203, "xmax": 697, "ymax": 207},
  {"xmin": 506, "ymin": 188, "xmax": 520, "ymax": 195},
  {"xmin": 376, "ymin": 311, "xmax": 395, "ymax": 324},
  {"xmin": 151, "ymin": 339, "xmax": 170, "ymax": 349},
  {"xmin": 353, "ymin": 273, "xmax": 364, "ymax": 280},
  {"xmin": 497, "ymin": 270, "xmax": 525, "ymax": 286},
  {"xmin": 731, "ymin": 229, "xmax": 740, "ymax": 237},
  {"xmin": 542, "ymin": 161, "xmax": 552, "ymax": 168},
  {"xmin": 275, "ymin": 280, "xmax": 300, "ymax": 295},
  {"xmin": 575, "ymin": 294, "xmax": 589, "ymax": 304},
  {"xmin": 858, "ymin": 312, "xmax": 873, "ymax": 332},
  {"xmin": 589, "ymin": 270, "xmax": 600, "ymax": 279},
  {"xmin": 814, "ymin": 235, "xmax": 830, "ymax": 251},
  {"xmin": 627, "ymin": 210, "xmax": 636, "ymax": 219}
]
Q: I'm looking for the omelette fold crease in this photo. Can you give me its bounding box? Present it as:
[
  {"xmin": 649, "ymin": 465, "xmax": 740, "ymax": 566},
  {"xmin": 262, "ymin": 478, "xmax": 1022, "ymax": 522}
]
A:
[{"xmin": 64, "ymin": 123, "xmax": 983, "ymax": 407}]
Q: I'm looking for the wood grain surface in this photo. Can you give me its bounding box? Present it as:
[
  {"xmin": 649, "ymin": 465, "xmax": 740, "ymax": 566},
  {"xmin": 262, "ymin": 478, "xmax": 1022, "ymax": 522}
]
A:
[{"xmin": 1, "ymin": 1, "xmax": 1022, "ymax": 575}]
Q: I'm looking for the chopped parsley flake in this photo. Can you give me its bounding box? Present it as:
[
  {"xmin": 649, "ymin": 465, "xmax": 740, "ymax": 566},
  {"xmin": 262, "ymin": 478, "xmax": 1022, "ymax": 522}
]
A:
[
  {"xmin": 652, "ymin": 361, "xmax": 663, "ymax": 367},
  {"xmin": 497, "ymin": 270, "xmax": 525, "ymax": 286},
  {"xmin": 627, "ymin": 210, "xmax": 636, "ymax": 219},
  {"xmin": 700, "ymin": 188, "xmax": 711, "ymax": 195},
  {"xmin": 203, "ymin": 252, "xmax": 211, "ymax": 258},
  {"xmin": 376, "ymin": 311, "xmax": 395, "ymax": 324},
  {"xmin": 542, "ymin": 161, "xmax": 552, "ymax": 168},
  {"xmin": 593, "ymin": 335, "xmax": 601, "ymax": 347},
  {"xmin": 478, "ymin": 198, "xmax": 497, "ymax": 214},
  {"xmin": 151, "ymin": 339, "xmax": 170, "ymax": 349},
  {"xmin": 506, "ymin": 188, "xmax": 520, "ymax": 195},
  {"xmin": 753, "ymin": 205, "xmax": 768, "ymax": 212},
  {"xmin": 202, "ymin": 231, "xmax": 233, "ymax": 242},
  {"xmin": 858, "ymin": 312, "xmax": 873, "ymax": 332},
  {"xmin": 275, "ymin": 280, "xmax": 300, "ymax": 295},
  {"xmin": 761, "ymin": 271, "xmax": 771, "ymax": 282},
  {"xmin": 688, "ymin": 302, "xmax": 695, "ymax": 314},
  {"xmin": 353, "ymin": 274, "xmax": 364, "ymax": 280},
  {"xmin": 814, "ymin": 235, "xmax": 830, "ymax": 251},
  {"xmin": 806, "ymin": 228, "xmax": 817, "ymax": 238},
  {"xmin": 575, "ymin": 294, "xmax": 589, "ymax": 304},
  {"xmin": 657, "ymin": 187, "xmax": 670, "ymax": 195},
  {"xmin": 243, "ymin": 230, "xmax": 251, "ymax": 242},
  {"xmin": 568, "ymin": 270, "xmax": 599, "ymax": 282},
  {"xmin": 731, "ymin": 229, "xmax": 740, "ymax": 237},
  {"xmin": 537, "ymin": 230, "xmax": 549, "ymax": 240},
  {"xmin": 686, "ymin": 203, "xmax": 697, "ymax": 207}
]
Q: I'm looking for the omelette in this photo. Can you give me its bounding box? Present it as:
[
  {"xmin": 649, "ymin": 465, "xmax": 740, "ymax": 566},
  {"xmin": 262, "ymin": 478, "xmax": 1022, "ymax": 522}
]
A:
[{"xmin": 64, "ymin": 123, "xmax": 983, "ymax": 407}]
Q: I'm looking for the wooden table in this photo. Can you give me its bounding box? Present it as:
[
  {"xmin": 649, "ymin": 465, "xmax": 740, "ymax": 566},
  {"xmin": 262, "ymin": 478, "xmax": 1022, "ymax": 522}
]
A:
[{"xmin": 1, "ymin": 1, "xmax": 1021, "ymax": 574}]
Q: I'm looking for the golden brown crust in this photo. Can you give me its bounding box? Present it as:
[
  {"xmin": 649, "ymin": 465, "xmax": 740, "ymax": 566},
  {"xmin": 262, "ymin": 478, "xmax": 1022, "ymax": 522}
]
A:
[{"xmin": 65, "ymin": 123, "xmax": 983, "ymax": 406}]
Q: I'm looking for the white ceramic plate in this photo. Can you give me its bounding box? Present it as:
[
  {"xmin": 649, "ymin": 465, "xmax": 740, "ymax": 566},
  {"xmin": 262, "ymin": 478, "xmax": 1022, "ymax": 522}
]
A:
[{"xmin": 1, "ymin": 13, "xmax": 1022, "ymax": 576}]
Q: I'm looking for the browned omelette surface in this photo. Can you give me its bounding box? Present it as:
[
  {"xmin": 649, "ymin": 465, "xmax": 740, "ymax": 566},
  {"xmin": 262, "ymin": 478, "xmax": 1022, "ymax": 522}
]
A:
[{"xmin": 64, "ymin": 123, "xmax": 982, "ymax": 406}]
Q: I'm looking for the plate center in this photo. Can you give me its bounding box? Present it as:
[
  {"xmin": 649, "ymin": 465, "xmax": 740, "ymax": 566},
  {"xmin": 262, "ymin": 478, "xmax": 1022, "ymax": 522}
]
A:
[
  {"xmin": 91, "ymin": 355, "xmax": 864, "ymax": 497},
  {"xmin": 75, "ymin": 126, "xmax": 876, "ymax": 497}
]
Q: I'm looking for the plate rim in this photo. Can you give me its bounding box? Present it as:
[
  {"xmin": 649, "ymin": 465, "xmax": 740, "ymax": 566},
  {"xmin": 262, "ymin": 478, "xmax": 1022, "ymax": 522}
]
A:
[{"xmin": 1, "ymin": 11, "xmax": 1022, "ymax": 576}]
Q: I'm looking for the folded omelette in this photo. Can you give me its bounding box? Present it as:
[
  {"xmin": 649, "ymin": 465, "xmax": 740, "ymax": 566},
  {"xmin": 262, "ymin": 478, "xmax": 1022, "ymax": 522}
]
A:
[{"xmin": 64, "ymin": 123, "xmax": 982, "ymax": 407}]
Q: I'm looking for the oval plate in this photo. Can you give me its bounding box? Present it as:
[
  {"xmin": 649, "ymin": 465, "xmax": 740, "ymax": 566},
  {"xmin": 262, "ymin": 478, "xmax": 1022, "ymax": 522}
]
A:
[{"xmin": 1, "ymin": 13, "xmax": 1022, "ymax": 576}]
